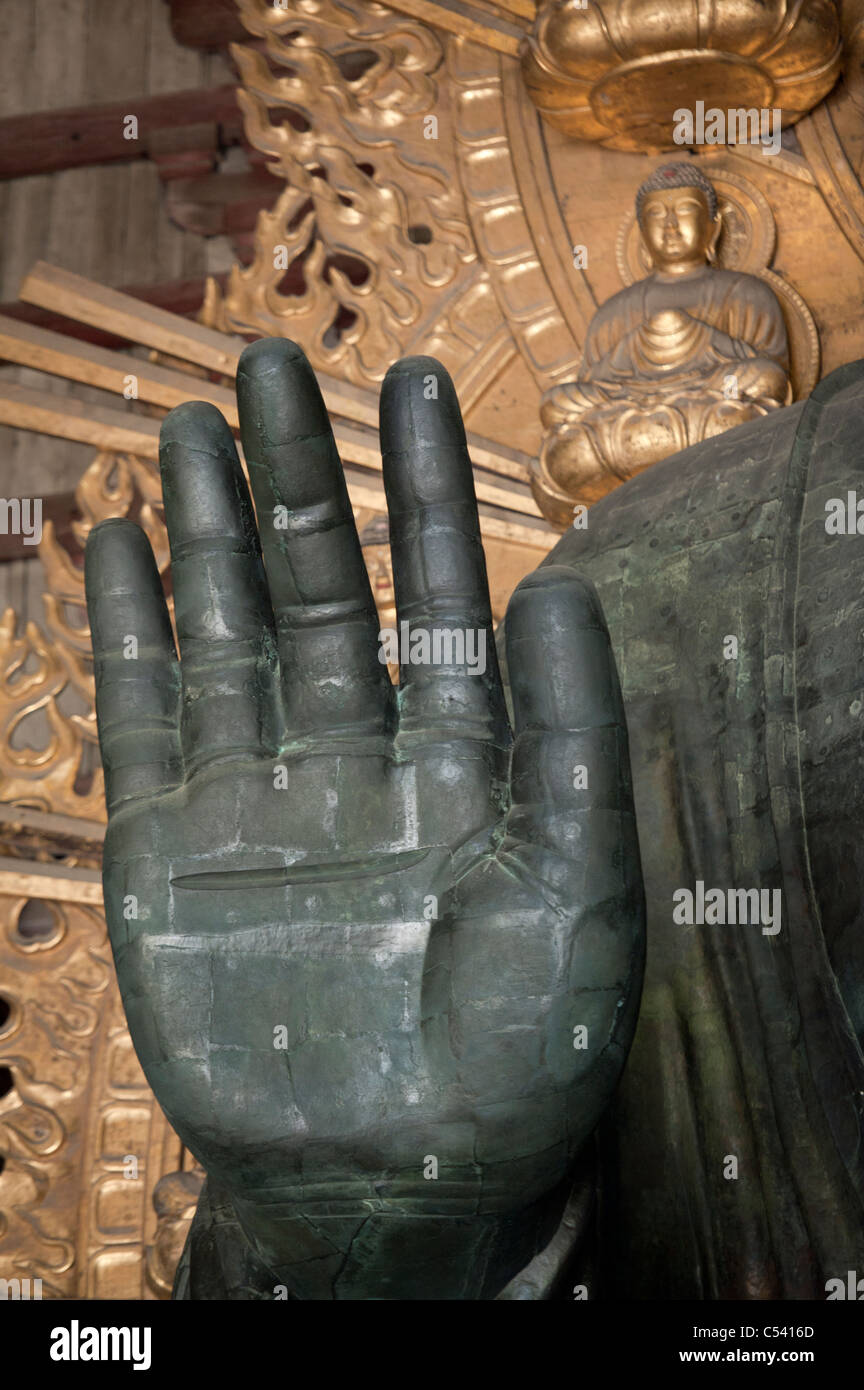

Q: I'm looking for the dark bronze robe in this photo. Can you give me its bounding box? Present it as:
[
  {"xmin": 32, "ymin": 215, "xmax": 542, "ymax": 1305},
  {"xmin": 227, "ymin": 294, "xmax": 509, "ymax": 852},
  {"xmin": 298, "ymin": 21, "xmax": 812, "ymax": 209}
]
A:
[{"xmin": 531, "ymin": 358, "xmax": 864, "ymax": 1298}]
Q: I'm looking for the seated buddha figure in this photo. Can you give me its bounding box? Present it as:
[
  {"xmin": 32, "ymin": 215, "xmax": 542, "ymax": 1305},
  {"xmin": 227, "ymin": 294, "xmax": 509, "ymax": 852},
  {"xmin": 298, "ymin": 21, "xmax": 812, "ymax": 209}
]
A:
[{"xmin": 533, "ymin": 162, "xmax": 790, "ymax": 527}]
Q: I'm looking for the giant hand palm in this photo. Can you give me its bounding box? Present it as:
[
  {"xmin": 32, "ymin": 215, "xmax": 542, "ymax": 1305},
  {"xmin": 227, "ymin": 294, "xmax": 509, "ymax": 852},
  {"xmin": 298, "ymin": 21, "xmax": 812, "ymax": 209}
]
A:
[{"xmin": 85, "ymin": 341, "xmax": 645, "ymax": 1299}]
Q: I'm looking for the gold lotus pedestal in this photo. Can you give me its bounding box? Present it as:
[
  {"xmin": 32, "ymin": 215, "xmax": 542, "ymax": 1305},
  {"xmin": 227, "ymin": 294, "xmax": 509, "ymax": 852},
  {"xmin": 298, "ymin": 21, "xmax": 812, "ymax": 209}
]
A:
[{"xmin": 521, "ymin": 0, "xmax": 842, "ymax": 148}]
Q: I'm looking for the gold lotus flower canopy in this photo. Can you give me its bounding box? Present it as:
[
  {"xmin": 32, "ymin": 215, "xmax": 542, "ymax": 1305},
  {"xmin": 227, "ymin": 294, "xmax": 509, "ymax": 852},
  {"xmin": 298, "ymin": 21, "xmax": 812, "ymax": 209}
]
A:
[{"xmin": 521, "ymin": 0, "xmax": 842, "ymax": 148}]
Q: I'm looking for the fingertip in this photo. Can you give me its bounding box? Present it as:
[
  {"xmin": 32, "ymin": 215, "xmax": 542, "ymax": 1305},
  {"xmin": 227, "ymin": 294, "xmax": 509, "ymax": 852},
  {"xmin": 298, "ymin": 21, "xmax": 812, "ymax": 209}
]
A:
[
  {"xmin": 85, "ymin": 519, "xmax": 155, "ymax": 600},
  {"xmin": 237, "ymin": 336, "xmax": 308, "ymax": 380},
  {"xmin": 86, "ymin": 515, "xmax": 143, "ymax": 548},
  {"xmin": 159, "ymin": 400, "xmax": 235, "ymax": 459},
  {"xmin": 236, "ymin": 336, "xmax": 329, "ymax": 447},
  {"xmin": 236, "ymin": 337, "xmax": 318, "ymax": 407},
  {"xmin": 506, "ymin": 566, "xmax": 620, "ymax": 733},
  {"xmin": 380, "ymin": 355, "xmax": 465, "ymax": 449},
  {"xmin": 507, "ymin": 566, "xmax": 605, "ymax": 633},
  {"xmin": 383, "ymin": 354, "xmax": 452, "ymax": 384}
]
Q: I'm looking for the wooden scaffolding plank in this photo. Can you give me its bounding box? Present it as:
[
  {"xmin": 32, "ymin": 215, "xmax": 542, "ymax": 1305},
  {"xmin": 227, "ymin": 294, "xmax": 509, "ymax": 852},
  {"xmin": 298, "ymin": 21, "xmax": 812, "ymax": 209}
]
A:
[
  {"xmin": 0, "ymin": 384, "xmax": 163, "ymax": 458},
  {"xmin": 0, "ymin": 384, "xmax": 554, "ymax": 551},
  {"xmin": 0, "ymin": 314, "xmax": 545, "ymax": 520},
  {"xmin": 17, "ymin": 263, "xmax": 538, "ymax": 493},
  {"xmin": 19, "ymin": 260, "xmax": 244, "ymax": 377},
  {"xmin": 0, "ymin": 856, "xmax": 103, "ymax": 906},
  {"xmin": 0, "ymin": 313, "xmax": 240, "ymax": 422}
]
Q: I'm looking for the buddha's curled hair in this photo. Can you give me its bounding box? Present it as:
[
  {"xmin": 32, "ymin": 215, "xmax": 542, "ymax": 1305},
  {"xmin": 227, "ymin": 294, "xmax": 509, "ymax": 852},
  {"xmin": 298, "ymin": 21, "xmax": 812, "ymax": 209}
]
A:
[{"xmin": 635, "ymin": 162, "xmax": 719, "ymax": 226}]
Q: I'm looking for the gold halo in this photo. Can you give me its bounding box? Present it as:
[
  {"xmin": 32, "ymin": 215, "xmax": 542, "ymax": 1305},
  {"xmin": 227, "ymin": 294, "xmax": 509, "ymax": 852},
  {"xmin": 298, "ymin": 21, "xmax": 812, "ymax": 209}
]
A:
[{"xmin": 759, "ymin": 268, "xmax": 820, "ymax": 400}]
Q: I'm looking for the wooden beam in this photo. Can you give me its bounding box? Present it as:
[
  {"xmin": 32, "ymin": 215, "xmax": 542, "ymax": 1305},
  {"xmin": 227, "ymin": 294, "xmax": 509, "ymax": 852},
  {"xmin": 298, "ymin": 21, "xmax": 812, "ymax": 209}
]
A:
[
  {"xmin": 0, "ymin": 310, "xmax": 542, "ymax": 519},
  {"xmin": 0, "ymin": 383, "xmax": 552, "ymax": 551},
  {"xmin": 164, "ymin": 169, "xmax": 283, "ymax": 237},
  {"xmin": 16, "ymin": 265, "xmax": 540, "ymax": 496},
  {"xmin": 0, "ymin": 276, "xmax": 226, "ymax": 351},
  {"xmin": 331, "ymin": 419, "xmax": 541, "ymax": 519},
  {"xmin": 0, "ymin": 384, "xmax": 163, "ymax": 459},
  {"xmin": 0, "ymin": 372, "xmax": 541, "ymax": 519},
  {"xmin": 0, "ymin": 314, "xmax": 241, "ymax": 423},
  {"xmin": 333, "ymin": 421, "xmax": 540, "ymax": 517},
  {"xmin": 19, "ymin": 262, "xmax": 245, "ymax": 377},
  {"xmin": 490, "ymin": 0, "xmax": 535, "ymax": 18},
  {"xmin": 0, "ymin": 86, "xmax": 244, "ymax": 181},
  {"xmin": 339, "ymin": 467, "xmax": 552, "ymax": 550},
  {"xmin": 5, "ymin": 279, "xmax": 381, "ymax": 436},
  {"xmin": 0, "ymin": 804, "xmax": 105, "ymax": 844},
  {"xmin": 8, "ymin": 266, "xmax": 548, "ymax": 533},
  {"xmin": 0, "ymin": 856, "xmax": 103, "ymax": 906},
  {"xmin": 168, "ymin": 0, "xmax": 249, "ymax": 49}
]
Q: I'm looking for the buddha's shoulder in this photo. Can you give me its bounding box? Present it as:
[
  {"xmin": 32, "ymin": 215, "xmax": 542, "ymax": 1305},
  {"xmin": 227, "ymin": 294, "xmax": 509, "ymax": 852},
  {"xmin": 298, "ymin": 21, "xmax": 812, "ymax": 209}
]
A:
[{"xmin": 705, "ymin": 266, "xmax": 780, "ymax": 303}]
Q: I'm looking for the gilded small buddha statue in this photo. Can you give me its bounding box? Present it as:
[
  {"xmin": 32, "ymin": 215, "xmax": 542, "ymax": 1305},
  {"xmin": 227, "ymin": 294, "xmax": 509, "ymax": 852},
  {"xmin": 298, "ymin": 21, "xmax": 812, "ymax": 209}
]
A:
[{"xmin": 533, "ymin": 163, "xmax": 791, "ymax": 527}]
